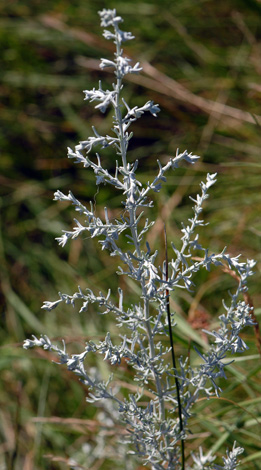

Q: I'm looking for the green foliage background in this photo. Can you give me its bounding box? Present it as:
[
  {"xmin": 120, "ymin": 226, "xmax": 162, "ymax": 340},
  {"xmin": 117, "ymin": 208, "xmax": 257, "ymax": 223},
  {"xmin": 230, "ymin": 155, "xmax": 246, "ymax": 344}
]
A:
[{"xmin": 0, "ymin": 0, "xmax": 260, "ymax": 469}]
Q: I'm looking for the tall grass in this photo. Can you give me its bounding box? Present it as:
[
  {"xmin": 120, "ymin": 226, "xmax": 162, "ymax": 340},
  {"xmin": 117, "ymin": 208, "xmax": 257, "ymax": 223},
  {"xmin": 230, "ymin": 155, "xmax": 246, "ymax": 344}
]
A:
[{"xmin": 0, "ymin": 1, "xmax": 260, "ymax": 469}]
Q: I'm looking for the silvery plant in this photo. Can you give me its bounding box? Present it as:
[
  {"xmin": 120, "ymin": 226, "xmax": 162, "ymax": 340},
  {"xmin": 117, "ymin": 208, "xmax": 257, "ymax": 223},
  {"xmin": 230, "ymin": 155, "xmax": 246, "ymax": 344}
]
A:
[{"xmin": 24, "ymin": 9, "xmax": 255, "ymax": 470}]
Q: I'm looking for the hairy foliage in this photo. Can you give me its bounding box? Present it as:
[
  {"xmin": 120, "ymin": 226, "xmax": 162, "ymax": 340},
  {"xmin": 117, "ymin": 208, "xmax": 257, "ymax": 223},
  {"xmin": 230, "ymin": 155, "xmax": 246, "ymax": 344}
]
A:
[{"xmin": 24, "ymin": 9, "xmax": 256, "ymax": 470}]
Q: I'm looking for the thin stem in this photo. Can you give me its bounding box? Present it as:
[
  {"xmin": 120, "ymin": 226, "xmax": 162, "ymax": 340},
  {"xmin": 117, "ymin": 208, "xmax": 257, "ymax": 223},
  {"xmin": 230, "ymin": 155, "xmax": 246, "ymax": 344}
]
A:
[{"xmin": 164, "ymin": 224, "xmax": 185, "ymax": 470}]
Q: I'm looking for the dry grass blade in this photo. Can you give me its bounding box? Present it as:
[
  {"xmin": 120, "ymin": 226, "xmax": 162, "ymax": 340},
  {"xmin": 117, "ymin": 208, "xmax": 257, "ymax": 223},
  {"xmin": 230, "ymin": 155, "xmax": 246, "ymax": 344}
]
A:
[{"xmin": 141, "ymin": 61, "xmax": 261, "ymax": 126}]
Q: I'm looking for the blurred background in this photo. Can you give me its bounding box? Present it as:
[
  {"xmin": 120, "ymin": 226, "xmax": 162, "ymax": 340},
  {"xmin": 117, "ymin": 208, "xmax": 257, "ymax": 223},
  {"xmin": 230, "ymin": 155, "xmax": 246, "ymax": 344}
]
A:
[{"xmin": 0, "ymin": 0, "xmax": 261, "ymax": 469}]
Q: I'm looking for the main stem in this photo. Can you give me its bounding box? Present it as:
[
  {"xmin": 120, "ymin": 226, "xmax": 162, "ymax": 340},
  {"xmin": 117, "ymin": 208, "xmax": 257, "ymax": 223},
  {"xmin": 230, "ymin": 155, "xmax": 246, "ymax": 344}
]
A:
[
  {"xmin": 115, "ymin": 36, "xmax": 127, "ymax": 171},
  {"xmin": 113, "ymin": 25, "xmax": 168, "ymax": 456}
]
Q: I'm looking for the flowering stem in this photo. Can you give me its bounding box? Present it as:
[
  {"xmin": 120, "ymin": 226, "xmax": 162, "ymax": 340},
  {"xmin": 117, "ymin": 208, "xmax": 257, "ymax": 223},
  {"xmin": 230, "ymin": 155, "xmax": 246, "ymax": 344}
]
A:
[
  {"xmin": 114, "ymin": 23, "xmax": 128, "ymax": 170},
  {"xmin": 113, "ymin": 16, "xmax": 167, "ymax": 440}
]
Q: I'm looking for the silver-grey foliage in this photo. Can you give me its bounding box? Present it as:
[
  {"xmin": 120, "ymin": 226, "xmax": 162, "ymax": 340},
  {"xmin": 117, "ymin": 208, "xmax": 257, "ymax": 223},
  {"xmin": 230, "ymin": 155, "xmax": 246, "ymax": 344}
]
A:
[{"xmin": 24, "ymin": 9, "xmax": 255, "ymax": 470}]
